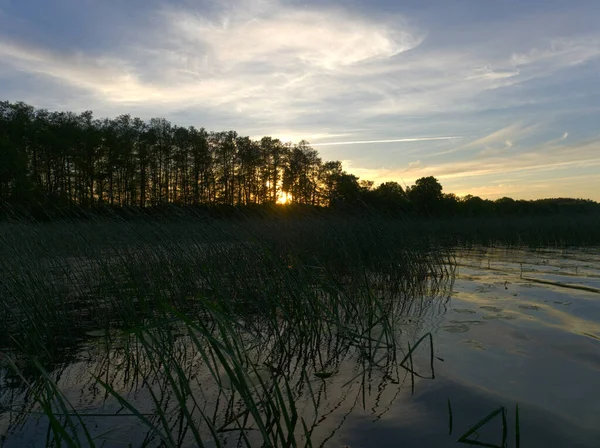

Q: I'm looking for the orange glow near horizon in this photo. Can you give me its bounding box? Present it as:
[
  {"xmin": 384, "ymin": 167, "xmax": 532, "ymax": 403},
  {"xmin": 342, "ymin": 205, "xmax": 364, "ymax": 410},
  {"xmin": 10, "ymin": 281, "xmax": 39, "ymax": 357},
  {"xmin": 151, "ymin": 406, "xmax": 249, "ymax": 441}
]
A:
[{"xmin": 277, "ymin": 191, "xmax": 292, "ymax": 204}]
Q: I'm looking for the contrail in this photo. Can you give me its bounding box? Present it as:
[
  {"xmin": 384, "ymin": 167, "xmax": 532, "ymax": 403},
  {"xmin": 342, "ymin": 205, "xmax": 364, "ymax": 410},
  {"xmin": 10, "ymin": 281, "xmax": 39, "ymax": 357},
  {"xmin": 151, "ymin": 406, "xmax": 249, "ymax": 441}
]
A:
[{"xmin": 310, "ymin": 136, "xmax": 464, "ymax": 146}]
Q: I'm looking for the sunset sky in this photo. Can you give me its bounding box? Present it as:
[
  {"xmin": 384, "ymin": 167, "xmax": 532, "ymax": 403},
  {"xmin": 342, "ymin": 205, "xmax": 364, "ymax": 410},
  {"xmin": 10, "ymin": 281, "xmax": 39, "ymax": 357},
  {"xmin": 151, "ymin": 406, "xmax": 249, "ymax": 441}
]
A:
[{"xmin": 1, "ymin": 0, "xmax": 599, "ymax": 200}]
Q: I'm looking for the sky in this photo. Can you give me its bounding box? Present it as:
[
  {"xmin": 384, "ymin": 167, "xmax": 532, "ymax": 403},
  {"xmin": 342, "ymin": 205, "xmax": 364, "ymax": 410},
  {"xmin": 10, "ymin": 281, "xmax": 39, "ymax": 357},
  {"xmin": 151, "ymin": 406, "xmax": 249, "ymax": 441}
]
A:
[{"xmin": 1, "ymin": 0, "xmax": 599, "ymax": 200}]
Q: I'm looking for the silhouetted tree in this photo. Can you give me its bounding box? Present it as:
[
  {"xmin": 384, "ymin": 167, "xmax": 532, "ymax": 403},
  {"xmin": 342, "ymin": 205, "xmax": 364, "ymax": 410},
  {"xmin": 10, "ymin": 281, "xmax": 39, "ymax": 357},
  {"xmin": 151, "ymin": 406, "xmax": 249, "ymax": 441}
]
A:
[
  {"xmin": 282, "ymin": 141, "xmax": 321, "ymax": 204},
  {"xmin": 331, "ymin": 173, "xmax": 362, "ymax": 205},
  {"xmin": 408, "ymin": 176, "xmax": 443, "ymax": 214},
  {"xmin": 460, "ymin": 195, "xmax": 493, "ymax": 216},
  {"xmin": 2, "ymin": 101, "xmax": 598, "ymax": 218}
]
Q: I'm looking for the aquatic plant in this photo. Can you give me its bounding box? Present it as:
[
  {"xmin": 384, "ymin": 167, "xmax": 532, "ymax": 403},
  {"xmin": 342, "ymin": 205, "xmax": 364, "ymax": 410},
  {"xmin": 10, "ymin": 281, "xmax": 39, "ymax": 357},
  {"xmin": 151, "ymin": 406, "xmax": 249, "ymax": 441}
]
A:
[{"xmin": 0, "ymin": 208, "xmax": 454, "ymax": 446}]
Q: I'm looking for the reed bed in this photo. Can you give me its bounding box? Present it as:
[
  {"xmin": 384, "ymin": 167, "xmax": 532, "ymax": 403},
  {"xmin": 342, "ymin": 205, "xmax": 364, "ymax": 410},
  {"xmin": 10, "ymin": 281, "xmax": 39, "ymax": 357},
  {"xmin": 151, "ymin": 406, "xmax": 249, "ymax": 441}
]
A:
[{"xmin": 0, "ymin": 209, "xmax": 454, "ymax": 446}]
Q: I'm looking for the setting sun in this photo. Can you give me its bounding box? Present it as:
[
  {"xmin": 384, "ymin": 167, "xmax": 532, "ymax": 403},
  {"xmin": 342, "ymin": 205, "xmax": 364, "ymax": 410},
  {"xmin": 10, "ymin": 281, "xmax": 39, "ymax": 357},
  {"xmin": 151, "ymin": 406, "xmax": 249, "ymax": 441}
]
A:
[{"xmin": 276, "ymin": 192, "xmax": 292, "ymax": 204}]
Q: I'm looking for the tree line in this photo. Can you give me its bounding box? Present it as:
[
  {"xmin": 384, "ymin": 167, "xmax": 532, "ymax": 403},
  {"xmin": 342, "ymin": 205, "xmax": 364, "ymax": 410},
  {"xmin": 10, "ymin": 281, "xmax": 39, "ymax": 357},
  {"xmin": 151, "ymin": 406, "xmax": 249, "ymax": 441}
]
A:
[
  {"xmin": 1, "ymin": 101, "xmax": 367, "ymax": 208},
  {"xmin": 1, "ymin": 101, "xmax": 598, "ymax": 217}
]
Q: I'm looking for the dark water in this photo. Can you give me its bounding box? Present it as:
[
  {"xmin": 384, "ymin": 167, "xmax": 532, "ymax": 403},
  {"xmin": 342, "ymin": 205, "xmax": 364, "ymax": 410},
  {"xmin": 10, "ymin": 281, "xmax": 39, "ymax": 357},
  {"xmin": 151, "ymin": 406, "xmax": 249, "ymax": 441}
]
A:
[{"xmin": 1, "ymin": 247, "xmax": 599, "ymax": 447}]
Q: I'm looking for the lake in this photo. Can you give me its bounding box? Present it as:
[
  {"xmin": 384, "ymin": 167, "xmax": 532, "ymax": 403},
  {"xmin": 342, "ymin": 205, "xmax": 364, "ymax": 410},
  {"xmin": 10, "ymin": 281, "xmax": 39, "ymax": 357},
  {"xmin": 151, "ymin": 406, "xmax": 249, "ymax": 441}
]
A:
[
  {"xmin": 332, "ymin": 246, "xmax": 600, "ymax": 448},
  {"xmin": 1, "ymin": 245, "xmax": 599, "ymax": 447}
]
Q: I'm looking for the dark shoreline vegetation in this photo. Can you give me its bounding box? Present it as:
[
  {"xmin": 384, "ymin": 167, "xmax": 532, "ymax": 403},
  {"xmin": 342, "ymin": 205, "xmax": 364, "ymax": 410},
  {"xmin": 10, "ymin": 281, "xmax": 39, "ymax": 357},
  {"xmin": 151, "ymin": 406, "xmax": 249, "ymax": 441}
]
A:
[
  {"xmin": 1, "ymin": 100, "xmax": 599, "ymax": 219},
  {"xmin": 1, "ymin": 210, "xmax": 460, "ymax": 447},
  {"xmin": 1, "ymin": 100, "xmax": 600, "ymax": 447}
]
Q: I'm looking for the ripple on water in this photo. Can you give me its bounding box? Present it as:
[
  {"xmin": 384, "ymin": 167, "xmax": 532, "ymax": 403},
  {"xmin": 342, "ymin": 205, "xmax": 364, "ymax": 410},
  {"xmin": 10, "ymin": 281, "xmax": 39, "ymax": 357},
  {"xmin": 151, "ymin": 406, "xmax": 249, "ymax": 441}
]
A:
[
  {"xmin": 462, "ymin": 339, "xmax": 486, "ymax": 350},
  {"xmin": 518, "ymin": 304, "xmax": 541, "ymax": 310},
  {"xmin": 442, "ymin": 324, "xmax": 470, "ymax": 333},
  {"xmin": 512, "ymin": 330, "xmax": 531, "ymax": 341},
  {"xmin": 483, "ymin": 314, "xmax": 517, "ymax": 320},
  {"xmin": 453, "ymin": 308, "xmax": 477, "ymax": 314},
  {"xmin": 581, "ymin": 332, "xmax": 600, "ymax": 341},
  {"xmin": 480, "ymin": 305, "xmax": 503, "ymax": 312},
  {"xmin": 449, "ymin": 319, "xmax": 485, "ymax": 326}
]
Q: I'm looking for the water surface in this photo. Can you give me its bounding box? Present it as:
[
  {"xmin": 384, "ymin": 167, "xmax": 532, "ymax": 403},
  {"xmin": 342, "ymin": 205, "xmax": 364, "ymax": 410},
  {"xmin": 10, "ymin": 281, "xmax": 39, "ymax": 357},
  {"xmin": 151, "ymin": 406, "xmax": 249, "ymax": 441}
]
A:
[
  {"xmin": 1, "ymin": 246, "xmax": 599, "ymax": 447},
  {"xmin": 334, "ymin": 246, "xmax": 600, "ymax": 447}
]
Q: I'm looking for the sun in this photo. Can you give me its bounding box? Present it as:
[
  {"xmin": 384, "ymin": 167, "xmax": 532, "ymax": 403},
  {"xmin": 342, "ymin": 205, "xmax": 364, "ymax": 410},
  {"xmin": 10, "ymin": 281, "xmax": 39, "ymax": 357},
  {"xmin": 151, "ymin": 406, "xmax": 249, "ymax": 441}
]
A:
[{"xmin": 277, "ymin": 192, "xmax": 292, "ymax": 205}]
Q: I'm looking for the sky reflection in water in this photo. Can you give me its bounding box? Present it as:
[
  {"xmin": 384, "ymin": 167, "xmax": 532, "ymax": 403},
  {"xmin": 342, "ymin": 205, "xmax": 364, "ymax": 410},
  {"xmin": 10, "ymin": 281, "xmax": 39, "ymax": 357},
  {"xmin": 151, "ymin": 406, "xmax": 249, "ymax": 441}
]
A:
[
  {"xmin": 335, "ymin": 247, "xmax": 600, "ymax": 447},
  {"xmin": 1, "ymin": 247, "xmax": 600, "ymax": 447}
]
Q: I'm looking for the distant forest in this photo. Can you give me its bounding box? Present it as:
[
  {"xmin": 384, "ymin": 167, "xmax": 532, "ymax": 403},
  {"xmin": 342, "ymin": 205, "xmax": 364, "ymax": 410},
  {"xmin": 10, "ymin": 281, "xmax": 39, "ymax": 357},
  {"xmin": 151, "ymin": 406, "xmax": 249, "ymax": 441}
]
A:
[{"xmin": 1, "ymin": 101, "xmax": 598, "ymax": 217}]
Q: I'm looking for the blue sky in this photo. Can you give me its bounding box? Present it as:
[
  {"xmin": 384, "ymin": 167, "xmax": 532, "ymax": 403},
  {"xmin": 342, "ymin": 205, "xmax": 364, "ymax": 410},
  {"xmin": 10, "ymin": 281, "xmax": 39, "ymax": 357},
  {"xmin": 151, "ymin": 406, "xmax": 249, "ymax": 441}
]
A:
[{"xmin": 1, "ymin": 0, "xmax": 599, "ymax": 200}]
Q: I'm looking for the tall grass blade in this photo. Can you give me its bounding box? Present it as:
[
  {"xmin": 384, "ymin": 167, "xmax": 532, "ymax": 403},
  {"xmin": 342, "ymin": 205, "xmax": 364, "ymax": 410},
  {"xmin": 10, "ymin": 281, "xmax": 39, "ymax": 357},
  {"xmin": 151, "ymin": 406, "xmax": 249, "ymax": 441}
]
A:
[{"xmin": 457, "ymin": 406, "xmax": 506, "ymax": 448}]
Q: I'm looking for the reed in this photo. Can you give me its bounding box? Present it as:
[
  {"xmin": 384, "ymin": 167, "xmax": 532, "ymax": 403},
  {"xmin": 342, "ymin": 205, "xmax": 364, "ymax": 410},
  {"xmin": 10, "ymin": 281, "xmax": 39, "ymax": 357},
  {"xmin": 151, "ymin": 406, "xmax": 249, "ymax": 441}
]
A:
[{"xmin": 0, "ymin": 208, "xmax": 454, "ymax": 446}]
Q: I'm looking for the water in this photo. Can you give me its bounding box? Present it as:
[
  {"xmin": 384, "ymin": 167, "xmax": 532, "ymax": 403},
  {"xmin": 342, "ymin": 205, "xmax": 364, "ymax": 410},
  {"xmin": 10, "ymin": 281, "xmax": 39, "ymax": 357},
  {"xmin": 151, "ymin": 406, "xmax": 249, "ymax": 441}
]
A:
[
  {"xmin": 334, "ymin": 247, "xmax": 600, "ymax": 447},
  {"xmin": 1, "ymin": 246, "xmax": 599, "ymax": 447}
]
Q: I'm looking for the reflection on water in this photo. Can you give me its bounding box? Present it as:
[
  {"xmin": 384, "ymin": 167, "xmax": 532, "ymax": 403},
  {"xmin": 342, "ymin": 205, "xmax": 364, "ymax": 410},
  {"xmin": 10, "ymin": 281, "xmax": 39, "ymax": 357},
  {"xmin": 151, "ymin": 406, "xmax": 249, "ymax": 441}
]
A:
[
  {"xmin": 2, "ymin": 247, "xmax": 600, "ymax": 447},
  {"xmin": 336, "ymin": 246, "xmax": 600, "ymax": 448},
  {"xmin": 0, "ymin": 267, "xmax": 453, "ymax": 447},
  {"xmin": 294, "ymin": 247, "xmax": 600, "ymax": 447}
]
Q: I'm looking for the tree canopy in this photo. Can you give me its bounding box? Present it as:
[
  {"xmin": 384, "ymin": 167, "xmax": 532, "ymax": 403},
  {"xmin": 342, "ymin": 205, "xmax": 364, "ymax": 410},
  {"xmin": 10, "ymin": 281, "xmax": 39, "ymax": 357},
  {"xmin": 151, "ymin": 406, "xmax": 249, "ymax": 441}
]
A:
[{"xmin": 1, "ymin": 101, "xmax": 598, "ymax": 218}]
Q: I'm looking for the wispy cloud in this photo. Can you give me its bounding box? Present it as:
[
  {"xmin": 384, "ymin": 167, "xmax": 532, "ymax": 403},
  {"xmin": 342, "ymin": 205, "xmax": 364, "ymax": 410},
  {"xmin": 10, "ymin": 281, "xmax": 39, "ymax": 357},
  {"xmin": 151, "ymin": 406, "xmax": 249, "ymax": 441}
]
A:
[
  {"xmin": 167, "ymin": 1, "xmax": 421, "ymax": 71},
  {"xmin": 3, "ymin": 1, "xmax": 599, "ymax": 125},
  {"xmin": 454, "ymin": 172, "xmax": 600, "ymax": 200},
  {"xmin": 465, "ymin": 66, "xmax": 520, "ymax": 81},
  {"xmin": 510, "ymin": 37, "xmax": 600, "ymax": 68},
  {"xmin": 0, "ymin": 0, "xmax": 423, "ymax": 118},
  {"xmin": 0, "ymin": 40, "xmax": 140, "ymax": 97},
  {"xmin": 1, "ymin": 0, "xmax": 599, "ymax": 200},
  {"xmin": 343, "ymin": 134, "xmax": 600, "ymax": 200},
  {"xmin": 311, "ymin": 136, "xmax": 463, "ymax": 146},
  {"xmin": 430, "ymin": 123, "xmax": 538, "ymax": 157}
]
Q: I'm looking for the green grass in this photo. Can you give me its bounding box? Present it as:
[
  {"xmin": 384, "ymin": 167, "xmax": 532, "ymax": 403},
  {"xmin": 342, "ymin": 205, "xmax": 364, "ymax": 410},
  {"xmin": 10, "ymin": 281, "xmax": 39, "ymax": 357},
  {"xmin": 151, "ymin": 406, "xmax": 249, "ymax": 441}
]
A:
[{"xmin": 0, "ymin": 208, "xmax": 455, "ymax": 446}]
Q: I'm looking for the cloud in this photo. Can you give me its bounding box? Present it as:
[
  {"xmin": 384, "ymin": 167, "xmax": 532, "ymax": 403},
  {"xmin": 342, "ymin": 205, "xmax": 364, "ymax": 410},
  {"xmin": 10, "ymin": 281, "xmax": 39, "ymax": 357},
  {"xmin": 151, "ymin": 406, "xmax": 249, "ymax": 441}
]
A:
[
  {"xmin": 4, "ymin": 1, "xmax": 598, "ymax": 129},
  {"xmin": 1, "ymin": 0, "xmax": 600, "ymax": 204},
  {"xmin": 310, "ymin": 136, "xmax": 463, "ymax": 146},
  {"xmin": 342, "ymin": 134, "xmax": 600, "ymax": 201},
  {"xmin": 510, "ymin": 37, "xmax": 600, "ymax": 68},
  {"xmin": 344, "ymin": 33, "xmax": 600, "ymax": 118},
  {"xmin": 406, "ymin": 160, "xmax": 423, "ymax": 171},
  {"xmin": 0, "ymin": 40, "xmax": 140, "ymax": 97},
  {"xmin": 465, "ymin": 66, "xmax": 520, "ymax": 81},
  {"xmin": 167, "ymin": 2, "xmax": 421, "ymax": 71},
  {"xmin": 249, "ymin": 131, "xmax": 353, "ymax": 144},
  {"xmin": 432, "ymin": 123, "xmax": 537, "ymax": 157},
  {"xmin": 1, "ymin": 0, "xmax": 600, "ymax": 148},
  {"xmin": 469, "ymin": 124, "xmax": 535, "ymax": 148},
  {"xmin": 455, "ymin": 172, "xmax": 600, "ymax": 200},
  {"xmin": 0, "ymin": 0, "xmax": 424, "ymax": 120}
]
